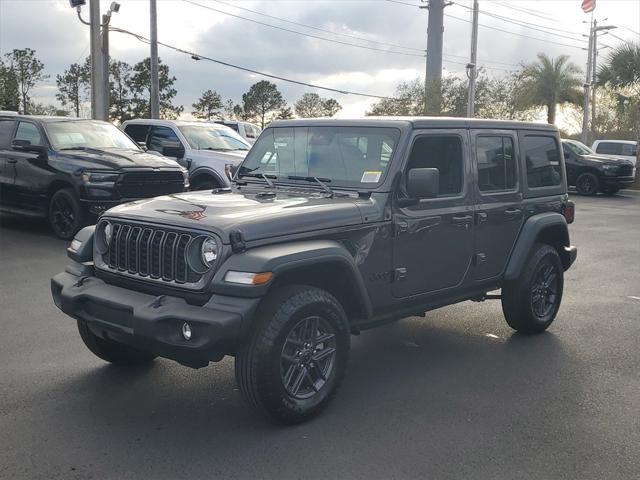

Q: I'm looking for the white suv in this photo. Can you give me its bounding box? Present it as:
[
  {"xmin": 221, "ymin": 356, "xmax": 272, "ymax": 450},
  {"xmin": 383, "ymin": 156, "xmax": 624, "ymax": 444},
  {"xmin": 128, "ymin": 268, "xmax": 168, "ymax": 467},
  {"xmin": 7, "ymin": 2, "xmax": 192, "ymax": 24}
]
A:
[
  {"xmin": 591, "ymin": 139, "xmax": 637, "ymax": 166},
  {"xmin": 122, "ymin": 119, "xmax": 251, "ymax": 190}
]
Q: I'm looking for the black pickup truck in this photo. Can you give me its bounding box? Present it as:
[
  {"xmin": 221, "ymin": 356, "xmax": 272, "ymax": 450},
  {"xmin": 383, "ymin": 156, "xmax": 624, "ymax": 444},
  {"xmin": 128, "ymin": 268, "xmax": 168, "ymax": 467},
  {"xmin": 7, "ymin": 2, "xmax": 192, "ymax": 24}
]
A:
[
  {"xmin": 0, "ymin": 115, "xmax": 188, "ymax": 239},
  {"xmin": 52, "ymin": 118, "xmax": 577, "ymax": 423}
]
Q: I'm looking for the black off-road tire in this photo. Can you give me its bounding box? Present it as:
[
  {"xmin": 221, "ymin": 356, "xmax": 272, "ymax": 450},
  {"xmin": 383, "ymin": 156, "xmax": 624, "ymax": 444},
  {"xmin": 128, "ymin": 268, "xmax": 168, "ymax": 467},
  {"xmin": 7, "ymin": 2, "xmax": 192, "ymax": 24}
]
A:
[
  {"xmin": 501, "ymin": 243, "xmax": 564, "ymax": 334},
  {"xmin": 49, "ymin": 188, "xmax": 86, "ymax": 240},
  {"xmin": 235, "ymin": 285, "xmax": 350, "ymax": 425},
  {"xmin": 575, "ymin": 172, "xmax": 599, "ymax": 196},
  {"xmin": 77, "ymin": 320, "xmax": 157, "ymax": 365}
]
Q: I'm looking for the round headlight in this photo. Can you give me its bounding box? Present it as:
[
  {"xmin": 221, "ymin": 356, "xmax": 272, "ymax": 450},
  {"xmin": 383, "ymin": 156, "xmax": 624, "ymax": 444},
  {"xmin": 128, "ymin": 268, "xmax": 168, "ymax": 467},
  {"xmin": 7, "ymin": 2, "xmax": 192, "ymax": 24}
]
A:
[
  {"xmin": 103, "ymin": 222, "xmax": 112, "ymax": 245},
  {"xmin": 201, "ymin": 237, "xmax": 219, "ymax": 266}
]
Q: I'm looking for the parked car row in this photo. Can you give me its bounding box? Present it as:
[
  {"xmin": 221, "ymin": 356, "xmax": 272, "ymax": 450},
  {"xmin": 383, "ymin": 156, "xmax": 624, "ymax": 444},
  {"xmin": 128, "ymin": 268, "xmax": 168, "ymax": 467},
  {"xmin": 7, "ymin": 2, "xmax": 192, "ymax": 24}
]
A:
[{"xmin": 0, "ymin": 114, "xmax": 261, "ymax": 239}]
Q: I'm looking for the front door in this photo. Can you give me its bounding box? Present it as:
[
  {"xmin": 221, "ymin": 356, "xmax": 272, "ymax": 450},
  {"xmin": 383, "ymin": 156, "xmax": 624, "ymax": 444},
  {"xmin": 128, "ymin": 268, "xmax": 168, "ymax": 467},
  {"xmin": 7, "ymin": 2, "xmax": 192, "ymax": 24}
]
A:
[
  {"xmin": 472, "ymin": 130, "xmax": 524, "ymax": 280},
  {"xmin": 11, "ymin": 121, "xmax": 51, "ymax": 212},
  {"xmin": 392, "ymin": 130, "xmax": 474, "ymax": 298}
]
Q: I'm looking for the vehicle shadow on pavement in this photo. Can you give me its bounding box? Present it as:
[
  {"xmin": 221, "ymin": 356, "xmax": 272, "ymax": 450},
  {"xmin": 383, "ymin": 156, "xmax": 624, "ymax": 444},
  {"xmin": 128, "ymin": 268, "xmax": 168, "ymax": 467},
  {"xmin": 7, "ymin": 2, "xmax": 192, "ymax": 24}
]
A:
[{"xmin": 0, "ymin": 213, "xmax": 57, "ymax": 239}]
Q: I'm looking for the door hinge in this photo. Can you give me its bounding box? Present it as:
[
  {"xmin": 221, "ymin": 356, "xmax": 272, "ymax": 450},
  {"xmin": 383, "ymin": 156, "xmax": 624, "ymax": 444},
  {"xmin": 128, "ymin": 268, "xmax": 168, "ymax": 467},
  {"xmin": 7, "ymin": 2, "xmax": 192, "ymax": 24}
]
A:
[{"xmin": 394, "ymin": 267, "xmax": 408, "ymax": 281}]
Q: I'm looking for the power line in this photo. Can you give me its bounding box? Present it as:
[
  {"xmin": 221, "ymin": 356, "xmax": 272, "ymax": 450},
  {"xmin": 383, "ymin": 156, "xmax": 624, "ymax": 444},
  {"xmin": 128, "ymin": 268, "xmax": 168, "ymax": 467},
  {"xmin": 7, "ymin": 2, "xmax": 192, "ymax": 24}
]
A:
[
  {"xmin": 452, "ymin": 2, "xmax": 587, "ymax": 42},
  {"xmin": 109, "ymin": 27, "xmax": 394, "ymax": 100},
  {"xmin": 183, "ymin": 0, "xmax": 425, "ymax": 58},
  {"xmin": 209, "ymin": 0, "xmax": 426, "ymax": 53},
  {"xmin": 487, "ymin": 0, "xmax": 562, "ymax": 24}
]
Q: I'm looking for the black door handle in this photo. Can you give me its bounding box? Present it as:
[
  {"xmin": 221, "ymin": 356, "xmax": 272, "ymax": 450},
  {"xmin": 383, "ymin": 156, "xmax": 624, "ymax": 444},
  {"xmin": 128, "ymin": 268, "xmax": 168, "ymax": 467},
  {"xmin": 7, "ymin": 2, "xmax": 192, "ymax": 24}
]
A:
[
  {"xmin": 7, "ymin": 159, "xmax": 17, "ymax": 164},
  {"xmin": 504, "ymin": 208, "xmax": 522, "ymax": 218},
  {"xmin": 476, "ymin": 212, "xmax": 488, "ymax": 225}
]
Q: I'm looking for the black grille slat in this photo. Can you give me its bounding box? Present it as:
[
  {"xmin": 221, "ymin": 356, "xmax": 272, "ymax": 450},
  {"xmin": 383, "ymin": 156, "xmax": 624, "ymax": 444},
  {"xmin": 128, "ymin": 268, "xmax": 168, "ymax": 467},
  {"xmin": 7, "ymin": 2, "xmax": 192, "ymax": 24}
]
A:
[
  {"xmin": 117, "ymin": 171, "xmax": 184, "ymax": 198},
  {"xmin": 99, "ymin": 221, "xmax": 204, "ymax": 286}
]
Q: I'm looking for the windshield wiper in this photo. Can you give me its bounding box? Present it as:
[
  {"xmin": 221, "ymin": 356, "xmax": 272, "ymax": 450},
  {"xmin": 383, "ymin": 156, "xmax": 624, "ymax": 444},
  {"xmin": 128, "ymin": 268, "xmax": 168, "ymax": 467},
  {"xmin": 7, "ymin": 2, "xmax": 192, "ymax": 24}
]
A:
[
  {"xmin": 287, "ymin": 176, "xmax": 334, "ymax": 197},
  {"xmin": 238, "ymin": 172, "xmax": 277, "ymax": 188},
  {"xmin": 58, "ymin": 146, "xmax": 88, "ymax": 151}
]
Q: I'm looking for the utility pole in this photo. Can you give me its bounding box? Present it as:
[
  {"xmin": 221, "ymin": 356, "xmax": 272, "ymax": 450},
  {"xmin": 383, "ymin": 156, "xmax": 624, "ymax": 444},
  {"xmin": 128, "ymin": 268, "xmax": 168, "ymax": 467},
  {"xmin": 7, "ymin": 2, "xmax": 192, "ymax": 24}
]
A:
[
  {"xmin": 150, "ymin": 0, "xmax": 160, "ymax": 119},
  {"xmin": 590, "ymin": 22, "xmax": 616, "ymax": 142},
  {"xmin": 581, "ymin": 19, "xmax": 594, "ymax": 144},
  {"xmin": 466, "ymin": 0, "xmax": 479, "ymax": 118},
  {"xmin": 89, "ymin": 0, "xmax": 106, "ymax": 120},
  {"xmin": 102, "ymin": 14, "xmax": 110, "ymax": 121},
  {"xmin": 422, "ymin": 0, "xmax": 449, "ymax": 115}
]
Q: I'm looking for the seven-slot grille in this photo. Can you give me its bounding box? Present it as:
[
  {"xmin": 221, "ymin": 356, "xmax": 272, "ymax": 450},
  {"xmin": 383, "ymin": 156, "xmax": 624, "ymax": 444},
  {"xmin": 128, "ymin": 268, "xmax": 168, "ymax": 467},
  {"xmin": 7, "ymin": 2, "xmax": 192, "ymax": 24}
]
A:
[
  {"xmin": 116, "ymin": 171, "xmax": 184, "ymax": 198},
  {"xmin": 105, "ymin": 223, "xmax": 197, "ymax": 284}
]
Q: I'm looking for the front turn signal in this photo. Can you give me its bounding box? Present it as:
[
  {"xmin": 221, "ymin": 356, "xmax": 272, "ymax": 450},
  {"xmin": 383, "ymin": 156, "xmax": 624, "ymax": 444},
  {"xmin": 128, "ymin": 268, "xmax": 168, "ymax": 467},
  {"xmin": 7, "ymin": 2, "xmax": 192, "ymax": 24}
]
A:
[{"xmin": 224, "ymin": 271, "xmax": 273, "ymax": 286}]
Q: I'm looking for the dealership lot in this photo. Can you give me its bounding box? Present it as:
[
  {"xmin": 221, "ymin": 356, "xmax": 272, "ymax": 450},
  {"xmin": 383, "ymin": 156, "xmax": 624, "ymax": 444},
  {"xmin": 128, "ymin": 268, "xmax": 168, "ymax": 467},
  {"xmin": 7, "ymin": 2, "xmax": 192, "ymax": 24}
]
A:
[{"xmin": 1, "ymin": 193, "xmax": 639, "ymax": 479}]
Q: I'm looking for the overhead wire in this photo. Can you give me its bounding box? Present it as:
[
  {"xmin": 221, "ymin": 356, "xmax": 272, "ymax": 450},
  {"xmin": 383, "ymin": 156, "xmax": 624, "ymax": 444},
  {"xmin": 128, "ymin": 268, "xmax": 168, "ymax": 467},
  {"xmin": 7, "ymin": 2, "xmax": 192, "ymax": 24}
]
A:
[
  {"xmin": 183, "ymin": 0, "xmax": 425, "ymax": 58},
  {"xmin": 108, "ymin": 26, "xmax": 394, "ymax": 100}
]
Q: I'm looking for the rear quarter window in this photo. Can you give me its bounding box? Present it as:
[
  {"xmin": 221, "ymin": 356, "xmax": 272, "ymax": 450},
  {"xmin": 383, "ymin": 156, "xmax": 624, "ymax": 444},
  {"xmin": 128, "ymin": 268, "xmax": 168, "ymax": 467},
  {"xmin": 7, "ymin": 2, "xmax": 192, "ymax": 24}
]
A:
[{"xmin": 523, "ymin": 135, "xmax": 562, "ymax": 189}]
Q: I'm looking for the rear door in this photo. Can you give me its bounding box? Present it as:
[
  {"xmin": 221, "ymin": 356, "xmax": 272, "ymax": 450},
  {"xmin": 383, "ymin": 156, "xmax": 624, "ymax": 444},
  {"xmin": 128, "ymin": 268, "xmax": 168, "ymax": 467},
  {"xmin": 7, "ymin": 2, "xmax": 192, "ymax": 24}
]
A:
[
  {"xmin": 0, "ymin": 118, "xmax": 18, "ymax": 206},
  {"xmin": 392, "ymin": 130, "xmax": 474, "ymax": 298},
  {"xmin": 471, "ymin": 130, "xmax": 524, "ymax": 280}
]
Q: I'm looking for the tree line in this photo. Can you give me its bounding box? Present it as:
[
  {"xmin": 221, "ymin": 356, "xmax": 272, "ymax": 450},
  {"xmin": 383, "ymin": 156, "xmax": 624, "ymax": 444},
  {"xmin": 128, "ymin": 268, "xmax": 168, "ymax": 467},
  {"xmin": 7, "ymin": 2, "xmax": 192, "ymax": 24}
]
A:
[{"xmin": 1, "ymin": 43, "xmax": 637, "ymax": 142}]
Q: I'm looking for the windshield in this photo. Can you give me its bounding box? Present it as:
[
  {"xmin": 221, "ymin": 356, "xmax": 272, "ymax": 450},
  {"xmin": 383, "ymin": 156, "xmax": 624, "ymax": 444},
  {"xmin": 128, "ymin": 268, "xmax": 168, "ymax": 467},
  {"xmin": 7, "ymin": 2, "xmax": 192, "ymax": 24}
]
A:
[
  {"xmin": 563, "ymin": 140, "xmax": 593, "ymax": 156},
  {"xmin": 178, "ymin": 125, "xmax": 250, "ymax": 151},
  {"xmin": 238, "ymin": 126, "xmax": 400, "ymax": 188},
  {"xmin": 46, "ymin": 120, "xmax": 139, "ymax": 151}
]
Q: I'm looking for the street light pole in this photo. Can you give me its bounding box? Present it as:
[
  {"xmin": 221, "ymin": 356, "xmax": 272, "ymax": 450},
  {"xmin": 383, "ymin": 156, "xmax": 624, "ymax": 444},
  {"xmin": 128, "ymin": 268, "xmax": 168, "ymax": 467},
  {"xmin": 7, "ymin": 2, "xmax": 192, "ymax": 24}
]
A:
[
  {"xmin": 89, "ymin": 0, "xmax": 105, "ymax": 120},
  {"xmin": 466, "ymin": 0, "xmax": 479, "ymax": 118},
  {"xmin": 150, "ymin": 0, "xmax": 160, "ymax": 119}
]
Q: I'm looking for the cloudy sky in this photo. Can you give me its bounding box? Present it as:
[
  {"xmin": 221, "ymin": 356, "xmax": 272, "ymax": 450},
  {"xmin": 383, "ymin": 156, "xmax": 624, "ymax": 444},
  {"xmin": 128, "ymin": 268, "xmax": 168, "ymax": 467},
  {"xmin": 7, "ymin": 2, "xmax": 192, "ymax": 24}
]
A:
[{"xmin": 1, "ymin": 0, "xmax": 638, "ymax": 121}]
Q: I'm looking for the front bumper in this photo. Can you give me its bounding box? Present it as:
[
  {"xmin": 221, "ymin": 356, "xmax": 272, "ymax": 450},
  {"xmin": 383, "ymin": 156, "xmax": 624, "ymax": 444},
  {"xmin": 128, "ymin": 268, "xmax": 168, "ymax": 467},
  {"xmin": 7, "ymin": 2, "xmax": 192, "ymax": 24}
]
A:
[{"xmin": 51, "ymin": 271, "xmax": 256, "ymax": 368}]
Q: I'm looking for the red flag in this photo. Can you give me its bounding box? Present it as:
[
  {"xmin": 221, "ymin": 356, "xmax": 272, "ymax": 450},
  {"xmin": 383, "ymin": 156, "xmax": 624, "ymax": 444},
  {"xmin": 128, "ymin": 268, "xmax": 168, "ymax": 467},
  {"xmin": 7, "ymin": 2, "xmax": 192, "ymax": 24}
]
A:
[{"xmin": 581, "ymin": 0, "xmax": 596, "ymax": 13}]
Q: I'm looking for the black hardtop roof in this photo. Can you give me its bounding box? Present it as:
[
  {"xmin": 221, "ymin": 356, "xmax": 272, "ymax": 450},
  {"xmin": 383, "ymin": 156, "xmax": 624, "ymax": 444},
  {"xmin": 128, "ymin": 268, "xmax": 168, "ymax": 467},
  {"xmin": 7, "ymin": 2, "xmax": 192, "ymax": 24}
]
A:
[
  {"xmin": 0, "ymin": 115, "xmax": 109, "ymax": 124},
  {"xmin": 269, "ymin": 116, "xmax": 557, "ymax": 131}
]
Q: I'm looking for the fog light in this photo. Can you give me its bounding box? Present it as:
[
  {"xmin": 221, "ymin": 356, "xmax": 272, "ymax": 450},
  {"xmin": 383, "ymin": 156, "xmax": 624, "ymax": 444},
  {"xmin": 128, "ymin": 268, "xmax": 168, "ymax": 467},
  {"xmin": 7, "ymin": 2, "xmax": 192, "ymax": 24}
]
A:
[{"xmin": 181, "ymin": 322, "xmax": 192, "ymax": 340}]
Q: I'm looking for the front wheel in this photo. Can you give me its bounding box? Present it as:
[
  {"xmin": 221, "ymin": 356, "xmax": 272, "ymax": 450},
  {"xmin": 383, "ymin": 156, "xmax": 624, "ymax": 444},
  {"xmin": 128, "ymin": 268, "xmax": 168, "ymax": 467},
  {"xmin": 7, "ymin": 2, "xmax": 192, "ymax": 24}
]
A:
[
  {"xmin": 77, "ymin": 321, "xmax": 157, "ymax": 365},
  {"xmin": 235, "ymin": 285, "xmax": 350, "ymax": 424},
  {"xmin": 501, "ymin": 244, "xmax": 564, "ymax": 334},
  {"xmin": 49, "ymin": 188, "xmax": 85, "ymax": 240},
  {"xmin": 575, "ymin": 172, "xmax": 599, "ymax": 195}
]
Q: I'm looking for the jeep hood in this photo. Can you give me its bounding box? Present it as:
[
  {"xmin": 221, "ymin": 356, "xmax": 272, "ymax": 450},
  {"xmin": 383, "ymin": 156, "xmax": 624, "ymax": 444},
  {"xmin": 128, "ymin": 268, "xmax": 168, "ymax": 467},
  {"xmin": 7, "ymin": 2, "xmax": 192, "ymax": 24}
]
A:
[
  {"xmin": 104, "ymin": 189, "xmax": 370, "ymax": 243},
  {"xmin": 56, "ymin": 148, "xmax": 181, "ymax": 170}
]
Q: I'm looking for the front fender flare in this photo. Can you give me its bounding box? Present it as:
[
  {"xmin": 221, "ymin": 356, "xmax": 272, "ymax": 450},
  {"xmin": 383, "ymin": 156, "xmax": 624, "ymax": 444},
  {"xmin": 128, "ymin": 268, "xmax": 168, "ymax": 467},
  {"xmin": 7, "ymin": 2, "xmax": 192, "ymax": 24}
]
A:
[{"xmin": 211, "ymin": 239, "xmax": 373, "ymax": 316}]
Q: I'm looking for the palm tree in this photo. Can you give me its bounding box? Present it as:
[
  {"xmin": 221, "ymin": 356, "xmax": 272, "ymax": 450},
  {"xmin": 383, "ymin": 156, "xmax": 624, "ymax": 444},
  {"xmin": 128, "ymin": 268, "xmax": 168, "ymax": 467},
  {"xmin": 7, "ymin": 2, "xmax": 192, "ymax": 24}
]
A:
[
  {"xmin": 597, "ymin": 42, "xmax": 640, "ymax": 148},
  {"xmin": 515, "ymin": 53, "xmax": 583, "ymax": 124}
]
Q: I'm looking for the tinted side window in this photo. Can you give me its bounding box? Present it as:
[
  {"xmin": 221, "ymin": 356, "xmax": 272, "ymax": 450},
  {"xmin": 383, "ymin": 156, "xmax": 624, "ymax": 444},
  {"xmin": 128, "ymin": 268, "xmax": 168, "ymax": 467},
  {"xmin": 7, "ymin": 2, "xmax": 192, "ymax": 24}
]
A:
[
  {"xmin": 407, "ymin": 135, "xmax": 463, "ymax": 197},
  {"xmin": 147, "ymin": 126, "xmax": 182, "ymax": 153},
  {"xmin": 477, "ymin": 136, "xmax": 516, "ymax": 192},
  {"xmin": 523, "ymin": 135, "xmax": 562, "ymax": 188},
  {"xmin": 620, "ymin": 143, "xmax": 636, "ymax": 156},
  {"xmin": 124, "ymin": 124, "xmax": 149, "ymax": 143},
  {"xmin": 595, "ymin": 142, "xmax": 621, "ymax": 155},
  {"xmin": 14, "ymin": 122, "xmax": 43, "ymax": 146},
  {"xmin": 0, "ymin": 119, "xmax": 16, "ymax": 148},
  {"xmin": 244, "ymin": 125, "xmax": 256, "ymax": 139}
]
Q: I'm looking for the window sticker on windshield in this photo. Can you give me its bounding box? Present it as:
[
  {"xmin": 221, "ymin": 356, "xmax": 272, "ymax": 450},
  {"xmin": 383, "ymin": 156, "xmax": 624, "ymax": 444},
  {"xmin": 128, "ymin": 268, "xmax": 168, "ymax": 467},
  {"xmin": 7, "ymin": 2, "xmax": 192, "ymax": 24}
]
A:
[{"xmin": 361, "ymin": 171, "xmax": 382, "ymax": 183}]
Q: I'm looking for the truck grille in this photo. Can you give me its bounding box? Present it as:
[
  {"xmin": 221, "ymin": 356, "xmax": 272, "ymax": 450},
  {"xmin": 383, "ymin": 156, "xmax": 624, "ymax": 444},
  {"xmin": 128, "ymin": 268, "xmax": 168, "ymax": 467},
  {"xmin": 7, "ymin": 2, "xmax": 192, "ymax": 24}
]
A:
[
  {"xmin": 104, "ymin": 222, "xmax": 199, "ymax": 284},
  {"xmin": 618, "ymin": 164, "xmax": 634, "ymax": 177},
  {"xmin": 117, "ymin": 171, "xmax": 184, "ymax": 198}
]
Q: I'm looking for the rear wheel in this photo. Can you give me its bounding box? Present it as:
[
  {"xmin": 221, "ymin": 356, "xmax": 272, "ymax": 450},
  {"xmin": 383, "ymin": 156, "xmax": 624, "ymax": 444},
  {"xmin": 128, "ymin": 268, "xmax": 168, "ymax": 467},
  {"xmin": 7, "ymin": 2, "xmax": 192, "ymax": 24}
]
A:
[
  {"xmin": 575, "ymin": 172, "xmax": 599, "ymax": 195},
  {"xmin": 501, "ymin": 243, "xmax": 564, "ymax": 334},
  {"xmin": 49, "ymin": 188, "xmax": 85, "ymax": 240},
  {"xmin": 235, "ymin": 285, "xmax": 350, "ymax": 424},
  {"xmin": 77, "ymin": 321, "xmax": 157, "ymax": 365}
]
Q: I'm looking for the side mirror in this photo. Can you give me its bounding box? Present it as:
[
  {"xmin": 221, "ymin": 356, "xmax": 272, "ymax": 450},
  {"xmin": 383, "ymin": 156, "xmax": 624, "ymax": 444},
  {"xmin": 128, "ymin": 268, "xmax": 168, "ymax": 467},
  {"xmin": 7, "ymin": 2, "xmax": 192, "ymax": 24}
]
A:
[
  {"xmin": 162, "ymin": 143, "xmax": 185, "ymax": 159},
  {"xmin": 407, "ymin": 168, "xmax": 439, "ymax": 198},
  {"xmin": 564, "ymin": 150, "xmax": 570, "ymax": 159},
  {"xmin": 11, "ymin": 139, "xmax": 46, "ymax": 155},
  {"xmin": 137, "ymin": 141, "xmax": 148, "ymax": 151}
]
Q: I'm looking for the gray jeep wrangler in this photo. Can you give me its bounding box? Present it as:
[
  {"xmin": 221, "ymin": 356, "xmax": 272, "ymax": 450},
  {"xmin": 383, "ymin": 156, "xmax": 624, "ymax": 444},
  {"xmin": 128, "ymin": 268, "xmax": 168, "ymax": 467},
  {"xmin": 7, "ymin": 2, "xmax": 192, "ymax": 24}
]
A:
[{"xmin": 52, "ymin": 118, "xmax": 577, "ymax": 424}]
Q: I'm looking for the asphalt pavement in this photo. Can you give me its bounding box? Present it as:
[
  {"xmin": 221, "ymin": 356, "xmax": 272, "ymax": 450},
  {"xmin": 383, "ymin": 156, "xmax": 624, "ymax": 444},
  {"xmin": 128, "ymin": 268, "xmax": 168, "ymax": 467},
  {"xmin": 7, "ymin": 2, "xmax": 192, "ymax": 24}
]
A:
[{"xmin": 1, "ymin": 192, "xmax": 639, "ymax": 480}]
